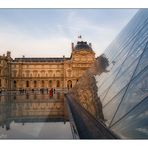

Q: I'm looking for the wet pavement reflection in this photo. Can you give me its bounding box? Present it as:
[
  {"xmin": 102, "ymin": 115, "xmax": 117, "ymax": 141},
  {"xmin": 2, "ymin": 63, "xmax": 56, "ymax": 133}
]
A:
[{"xmin": 0, "ymin": 90, "xmax": 72, "ymax": 139}]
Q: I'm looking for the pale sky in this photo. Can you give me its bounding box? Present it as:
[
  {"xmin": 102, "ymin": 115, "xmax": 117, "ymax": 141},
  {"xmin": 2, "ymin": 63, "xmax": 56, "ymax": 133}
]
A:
[{"xmin": 0, "ymin": 9, "xmax": 138, "ymax": 58}]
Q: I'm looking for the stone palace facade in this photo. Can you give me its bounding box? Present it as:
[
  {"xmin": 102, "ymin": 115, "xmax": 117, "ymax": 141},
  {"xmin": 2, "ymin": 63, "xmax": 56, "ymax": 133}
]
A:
[{"xmin": 0, "ymin": 40, "xmax": 96, "ymax": 91}]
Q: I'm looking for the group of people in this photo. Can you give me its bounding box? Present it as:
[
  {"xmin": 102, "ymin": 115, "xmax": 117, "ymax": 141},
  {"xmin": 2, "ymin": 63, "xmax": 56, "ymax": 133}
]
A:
[
  {"xmin": 0, "ymin": 88, "xmax": 57, "ymax": 99},
  {"xmin": 19, "ymin": 89, "xmax": 27, "ymax": 94}
]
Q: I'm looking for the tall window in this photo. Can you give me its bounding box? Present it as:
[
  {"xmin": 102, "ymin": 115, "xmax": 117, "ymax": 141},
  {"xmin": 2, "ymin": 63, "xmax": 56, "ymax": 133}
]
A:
[
  {"xmin": 33, "ymin": 71, "xmax": 37, "ymax": 77},
  {"xmin": 56, "ymin": 70, "xmax": 61, "ymax": 77},
  {"xmin": 67, "ymin": 80, "xmax": 72, "ymax": 89},
  {"xmin": 34, "ymin": 81, "xmax": 37, "ymax": 88},
  {"xmin": 41, "ymin": 80, "xmax": 44, "ymax": 87},
  {"xmin": 57, "ymin": 80, "xmax": 60, "ymax": 88},
  {"xmin": 26, "ymin": 81, "xmax": 29, "ymax": 87},
  {"xmin": 14, "ymin": 80, "xmax": 17, "ymax": 88},
  {"xmin": 41, "ymin": 71, "xmax": 45, "ymax": 77},
  {"xmin": 48, "ymin": 70, "xmax": 52, "ymax": 77},
  {"xmin": 49, "ymin": 80, "xmax": 52, "ymax": 87}
]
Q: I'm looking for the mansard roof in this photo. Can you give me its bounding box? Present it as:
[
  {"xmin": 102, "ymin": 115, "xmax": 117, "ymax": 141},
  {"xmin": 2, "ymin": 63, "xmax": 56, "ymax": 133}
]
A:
[
  {"xmin": 13, "ymin": 57, "xmax": 70, "ymax": 62},
  {"xmin": 74, "ymin": 41, "xmax": 92, "ymax": 51}
]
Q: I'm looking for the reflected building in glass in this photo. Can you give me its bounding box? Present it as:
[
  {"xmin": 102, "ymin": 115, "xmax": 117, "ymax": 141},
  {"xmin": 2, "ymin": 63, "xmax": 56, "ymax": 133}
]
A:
[{"xmin": 95, "ymin": 9, "xmax": 148, "ymax": 139}]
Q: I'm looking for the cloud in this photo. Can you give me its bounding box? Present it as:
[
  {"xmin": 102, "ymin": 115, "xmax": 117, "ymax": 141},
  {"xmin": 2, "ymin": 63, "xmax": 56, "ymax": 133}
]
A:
[
  {"xmin": 137, "ymin": 110, "xmax": 148, "ymax": 119},
  {"xmin": 0, "ymin": 9, "xmax": 138, "ymax": 58},
  {"xmin": 136, "ymin": 128, "xmax": 148, "ymax": 135}
]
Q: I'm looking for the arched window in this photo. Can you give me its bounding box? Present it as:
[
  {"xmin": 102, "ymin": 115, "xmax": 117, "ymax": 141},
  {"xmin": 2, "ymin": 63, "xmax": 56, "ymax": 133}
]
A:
[
  {"xmin": 56, "ymin": 70, "xmax": 61, "ymax": 77},
  {"xmin": 57, "ymin": 80, "xmax": 60, "ymax": 88},
  {"xmin": 49, "ymin": 80, "xmax": 52, "ymax": 87},
  {"xmin": 41, "ymin": 80, "xmax": 44, "ymax": 87},
  {"xmin": 34, "ymin": 81, "xmax": 37, "ymax": 88},
  {"xmin": 67, "ymin": 80, "xmax": 72, "ymax": 90},
  {"xmin": 33, "ymin": 71, "xmax": 37, "ymax": 77},
  {"xmin": 41, "ymin": 70, "xmax": 45, "ymax": 77},
  {"xmin": 26, "ymin": 81, "xmax": 29, "ymax": 87},
  {"xmin": 14, "ymin": 80, "xmax": 17, "ymax": 88},
  {"xmin": 48, "ymin": 70, "xmax": 53, "ymax": 77}
]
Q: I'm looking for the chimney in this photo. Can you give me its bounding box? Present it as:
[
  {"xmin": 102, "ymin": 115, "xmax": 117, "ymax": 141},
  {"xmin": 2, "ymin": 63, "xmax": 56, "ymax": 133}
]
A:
[
  {"xmin": 89, "ymin": 43, "xmax": 92, "ymax": 48},
  {"xmin": 71, "ymin": 42, "xmax": 74, "ymax": 50}
]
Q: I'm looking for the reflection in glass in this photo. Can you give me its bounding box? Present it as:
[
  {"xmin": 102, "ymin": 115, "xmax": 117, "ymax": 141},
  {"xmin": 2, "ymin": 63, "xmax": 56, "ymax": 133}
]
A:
[
  {"xmin": 102, "ymin": 58, "xmax": 139, "ymax": 106},
  {"xmin": 103, "ymin": 88, "xmax": 126, "ymax": 126},
  {"xmin": 111, "ymin": 67, "xmax": 148, "ymax": 126},
  {"xmin": 95, "ymin": 9, "xmax": 148, "ymax": 139},
  {"xmin": 111, "ymin": 97, "xmax": 148, "ymax": 139},
  {"xmin": 133, "ymin": 42, "xmax": 148, "ymax": 77}
]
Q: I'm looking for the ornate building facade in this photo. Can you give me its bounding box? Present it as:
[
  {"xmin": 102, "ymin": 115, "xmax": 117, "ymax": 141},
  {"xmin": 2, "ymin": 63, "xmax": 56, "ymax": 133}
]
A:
[
  {"xmin": 0, "ymin": 51, "xmax": 12, "ymax": 91},
  {"xmin": 0, "ymin": 40, "xmax": 96, "ymax": 91}
]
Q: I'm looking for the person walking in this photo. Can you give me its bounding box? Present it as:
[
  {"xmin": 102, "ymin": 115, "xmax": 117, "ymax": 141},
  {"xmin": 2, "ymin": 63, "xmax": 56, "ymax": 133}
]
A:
[{"xmin": 49, "ymin": 88, "xmax": 53, "ymax": 98}]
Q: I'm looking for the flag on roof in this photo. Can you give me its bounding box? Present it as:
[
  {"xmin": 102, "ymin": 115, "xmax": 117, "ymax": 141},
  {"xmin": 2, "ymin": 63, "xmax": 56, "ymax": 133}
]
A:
[{"xmin": 78, "ymin": 35, "xmax": 82, "ymax": 39}]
